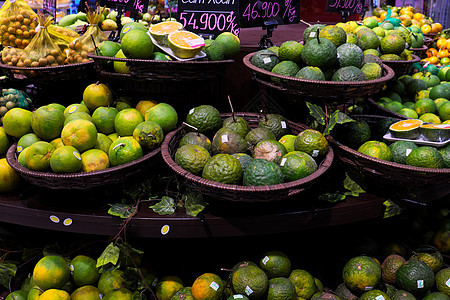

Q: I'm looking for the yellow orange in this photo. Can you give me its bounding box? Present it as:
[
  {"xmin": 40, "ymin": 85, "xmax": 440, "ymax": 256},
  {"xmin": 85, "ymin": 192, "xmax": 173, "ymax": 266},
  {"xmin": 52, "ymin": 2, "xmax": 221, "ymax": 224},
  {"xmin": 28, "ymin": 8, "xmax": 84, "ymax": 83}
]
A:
[
  {"xmin": 421, "ymin": 24, "xmax": 431, "ymax": 34},
  {"xmin": 431, "ymin": 23, "xmax": 443, "ymax": 33},
  {"xmin": 413, "ymin": 12, "xmax": 423, "ymax": 21}
]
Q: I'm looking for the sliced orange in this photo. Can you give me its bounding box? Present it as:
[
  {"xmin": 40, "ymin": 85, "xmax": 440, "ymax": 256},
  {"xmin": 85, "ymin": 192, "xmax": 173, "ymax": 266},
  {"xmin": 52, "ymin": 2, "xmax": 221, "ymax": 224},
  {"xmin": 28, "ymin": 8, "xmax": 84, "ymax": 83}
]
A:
[
  {"xmin": 390, "ymin": 119, "xmax": 423, "ymax": 131},
  {"xmin": 149, "ymin": 21, "xmax": 184, "ymax": 45},
  {"xmin": 168, "ymin": 31, "xmax": 204, "ymax": 59}
]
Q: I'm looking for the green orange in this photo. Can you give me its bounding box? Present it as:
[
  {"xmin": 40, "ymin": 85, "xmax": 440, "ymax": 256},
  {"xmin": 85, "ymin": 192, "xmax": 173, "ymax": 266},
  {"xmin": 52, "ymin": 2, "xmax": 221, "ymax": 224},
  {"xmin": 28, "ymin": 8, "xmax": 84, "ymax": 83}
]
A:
[
  {"xmin": 39, "ymin": 289, "xmax": 71, "ymax": 300},
  {"xmin": 91, "ymin": 106, "xmax": 118, "ymax": 135},
  {"xmin": 156, "ymin": 276, "xmax": 184, "ymax": 300},
  {"xmin": 144, "ymin": 102, "xmax": 178, "ymax": 133},
  {"xmin": 108, "ymin": 136, "xmax": 143, "ymax": 166},
  {"xmin": 71, "ymin": 285, "xmax": 102, "ymax": 300},
  {"xmin": 0, "ymin": 127, "xmax": 10, "ymax": 156},
  {"xmin": 294, "ymin": 129, "xmax": 328, "ymax": 158},
  {"xmin": 114, "ymin": 108, "xmax": 144, "ymax": 136},
  {"xmin": 2, "ymin": 107, "xmax": 33, "ymax": 138},
  {"xmin": 69, "ymin": 255, "xmax": 100, "ymax": 287},
  {"xmin": 191, "ymin": 273, "xmax": 224, "ymax": 300},
  {"xmin": 81, "ymin": 149, "xmax": 110, "ymax": 172},
  {"xmin": 98, "ymin": 269, "xmax": 126, "ymax": 295},
  {"xmin": 288, "ymin": 269, "xmax": 317, "ymax": 300},
  {"xmin": 358, "ymin": 141, "xmax": 392, "ymax": 161},
  {"xmin": 50, "ymin": 145, "xmax": 82, "ymax": 173},
  {"xmin": 103, "ymin": 287, "xmax": 134, "ymax": 300},
  {"xmin": 82, "ymin": 82, "xmax": 113, "ymax": 111},
  {"xmin": 31, "ymin": 105, "xmax": 65, "ymax": 140},
  {"xmin": 61, "ymin": 119, "xmax": 98, "ymax": 152},
  {"xmin": 32, "ymin": 255, "xmax": 71, "ymax": 291},
  {"xmin": 342, "ymin": 256, "xmax": 382, "ymax": 293},
  {"xmin": 25, "ymin": 141, "xmax": 56, "ymax": 171},
  {"xmin": 132, "ymin": 120, "xmax": 164, "ymax": 150}
]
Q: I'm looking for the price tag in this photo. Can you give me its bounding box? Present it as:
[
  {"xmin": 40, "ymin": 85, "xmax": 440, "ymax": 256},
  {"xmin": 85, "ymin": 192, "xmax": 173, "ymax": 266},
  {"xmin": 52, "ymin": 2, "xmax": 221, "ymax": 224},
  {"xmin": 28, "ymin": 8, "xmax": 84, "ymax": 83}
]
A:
[
  {"xmin": 375, "ymin": 296, "xmax": 385, "ymax": 300},
  {"xmin": 312, "ymin": 149, "xmax": 320, "ymax": 158},
  {"xmin": 233, "ymin": 295, "xmax": 244, "ymax": 299},
  {"xmin": 280, "ymin": 121, "xmax": 287, "ymax": 128},
  {"xmin": 445, "ymin": 278, "xmax": 450, "ymax": 287},
  {"xmin": 262, "ymin": 256, "xmax": 270, "ymax": 264},
  {"xmin": 186, "ymin": 38, "xmax": 205, "ymax": 48},
  {"xmin": 309, "ymin": 31, "xmax": 316, "ymax": 37},
  {"xmin": 245, "ymin": 286, "xmax": 253, "ymax": 296},
  {"xmin": 417, "ymin": 280, "xmax": 424, "ymax": 289},
  {"xmin": 210, "ymin": 281, "xmax": 219, "ymax": 291},
  {"xmin": 280, "ymin": 157, "xmax": 287, "ymax": 166},
  {"xmin": 221, "ymin": 135, "xmax": 229, "ymax": 143},
  {"xmin": 263, "ymin": 57, "xmax": 272, "ymax": 64},
  {"xmin": 405, "ymin": 148, "xmax": 412, "ymax": 156}
]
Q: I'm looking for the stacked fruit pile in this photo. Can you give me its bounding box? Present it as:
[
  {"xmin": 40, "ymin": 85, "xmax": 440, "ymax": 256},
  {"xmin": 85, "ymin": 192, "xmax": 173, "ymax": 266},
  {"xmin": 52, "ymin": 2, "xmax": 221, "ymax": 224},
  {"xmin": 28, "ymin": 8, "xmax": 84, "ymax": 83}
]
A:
[
  {"xmin": 172, "ymin": 105, "xmax": 328, "ymax": 186},
  {"xmin": 1, "ymin": 82, "xmax": 178, "ymax": 174},
  {"xmin": 424, "ymin": 36, "xmax": 450, "ymax": 67}
]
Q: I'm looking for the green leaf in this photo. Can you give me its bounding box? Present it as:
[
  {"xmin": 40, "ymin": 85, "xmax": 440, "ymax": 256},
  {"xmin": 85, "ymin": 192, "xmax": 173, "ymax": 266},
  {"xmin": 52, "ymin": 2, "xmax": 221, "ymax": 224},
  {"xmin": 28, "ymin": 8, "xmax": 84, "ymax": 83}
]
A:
[
  {"xmin": 0, "ymin": 261, "xmax": 17, "ymax": 289},
  {"xmin": 97, "ymin": 242, "xmax": 120, "ymax": 269},
  {"xmin": 184, "ymin": 190, "xmax": 207, "ymax": 217},
  {"xmin": 149, "ymin": 196, "xmax": 176, "ymax": 215},
  {"xmin": 323, "ymin": 110, "xmax": 354, "ymax": 136},
  {"xmin": 318, "ymin": 192, "xmax": 347, "ymax": 202},
  {"xmin": 383, "ymin": 199, "xmax": 402, "ymax": 218},
  {"xmin": 306, "ymin": 102, "xmax": 326, "ymax": 125},
  {"xmin": 343, "ymin": 173, "xmax": 366, "ymax": 197},
  {"xmin": 108, "ymin": 203, "xmax": 137, "ymax": 219}
]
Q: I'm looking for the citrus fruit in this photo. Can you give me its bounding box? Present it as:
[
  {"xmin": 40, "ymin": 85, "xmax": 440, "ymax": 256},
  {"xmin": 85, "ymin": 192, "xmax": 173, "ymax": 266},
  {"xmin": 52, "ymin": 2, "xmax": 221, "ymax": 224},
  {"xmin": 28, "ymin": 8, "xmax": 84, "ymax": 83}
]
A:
[
  {"xmin": 232, "ymin": 264, "xmax": 269, "ymax": 299},
  {"xmin": 175, "ymin": 144, "xmax": 211, "ymax": 175},
  {"xmin": 71, "ymin": 285, "xmax": 102, "ymax": 300},
  {"xmin": 103, "ymin": 287, "xmax": 134, "ymax": 300},
  {"xmin": 82, "ymin": 82, "xmax": 113, "ymax": 111},
  {"xmin": 114, "ymin": 108, "xmax": 144, "ymax": 136},
  {"xmin": 251, "ymin": 49, "xmax": 280, "ymax": 71},
  {"xmin": 429, "ymin": 84, "xmax": 450, "ymax": 100},
  {"xmin": 149, "ymin": 21, "xmax": 184, "ymax": 45},
  {"xmin": 258, "ymin": 114, "xmax": 289, "ymax": 140},
  {"xmin": 420, "ymin": 113, "xmax": 441, "ymax": 124},
  {"xmin": 63, "ymin": 103, "xmax": 90, "ymax": 117},
  {"xmin": 278, "ymin": 40, "xmax": 303, "ymax": 63},
  {"xmin": 81, "ymin": 148, "xmax": 109, "ymax": 172},
  {"xmin": 69, "ymin": 255, "xmax": 100, "ymax": 287},
  {"xmin": 114, "ymin": 49, "xmax": 129, "ymax": 74},
  {"xmin": 389, "ymin": 119, "xmax": 423, "ymax": 139},
  {"xmin": 17, "ymin": 147, "xmax": 28, "ymax": 168},
  {"xmin": 415, "ymin": 98, "xmax": 437, "ymax": 116},
  {"xmin": 30, "ymin": 105, "xmax": 64, "ymax": 141},
  {"xmin": 5, "ymin": 290, "xmax": 27, "ymax": 300},
  {"xmin": 144, "ymin": 102, "xmax": 178, "ymax": 133},
  {"xmin": 381, "ymin": 254, "xmax": 406, "ymax": 284},
  {"xmin": 119, "ymin": 21, "xmax": 148, "ymax": 40},
  {"xmin": 435, "ymin": 268, "xmax": 450, "ymax": 296},
  {"xmin": 172, "ymin": 287, "xmax": 194, "ymax": 300},
  {"xmin": 202, "ymin": 153, "xmax": 242, "ymax": 184},
  {"xmin": 380, "ymin": 35, "xmax": 406, "ymax": 55},
  {"xmin": 389, "ymin": 140, "xmax": 418, "ymax": 165},
  {"xmin": 395, "ymin": 260, "xmax": 435, "ymax": 294},
  {"xmin": 398, "ymin": 108, "xmax": 419, "ymax": 119},
  {"xmin": 168, "ymin": 30, "xmax": 204, "ymax": 59},
  {"xmin": 223, "ymin": 120, "xmax": 250, "ymax": 139},
  {"xmin": 61, "ymin": 119, "xmax": 98, "ymax": 152},
  {"xmin": 191, "ymin": 273, "xmax": 224, "ymax": 300},
  {"xmin": 156, "ymin": 276, "xmax": 184, "ymax": 300},
  {"xmin": 24, "ymin": 141, "xmax": 55, "ymax": 171},
  {"xmin": 294, "ymin": 129, "xmax": 328, "ymax": 158},
  {"xmin": 319, "ymin": 25, "xmax": 347, "ymax": 47},
  {"xmin": 245, "ymin": 127, "xmax": 276, "ymax": 151},
  {"xmin": 288, "ymin": 269, "xmax": 317, "ymax": 300},
  {"xmin": 342, "ymin": 256, "xmax": 381, "ymax": 293},
  {"xmin": 432, "ymin": 229, "xmax": 450, "ymax": 253},
  {"xmin": 132, "ymin": 120, "xmax": 164, "ymax": 151},
  {"xmin": 33, "ymin": 255, "xmax": 71, "ymax": 291},
  {"xmin": 334, "ymin": 119, "xmax": 371, "ymax": 149},
  {"xmin": 358, "ymin": 141, "xmax": 392, "ymax": 161},
  {"xmin": 280, "ymin": 151, "xmax": 318, "ymax": 182},
  {"xmin": 259, "ymin": 250, "xmax": 291, "ymax": 278},
  {"xmin": 2, "ymin": 107, "xmax": 33, "ymax": 138},
  {"xmin": 385, "ymin": 101, "xmax": 404, "ymax": 113},
  {"xmin": 423, "ymin": 292, "xmax": 450, "ymax": 300},
  {"xmin": 278, "ymin": 135, "xmax": 296, "ymax": 153},
  {"xmin": 108, "ymin": 136, "xmax": 143, "ymax": 166},
  {"xmin": 267, "ymin": 277, "xmax": 296, "ymax": 300},
  {"xmin": 356, "ymin": 29, "xmax": 380, "ymax": 51},
  {"xmin": 185, "ymin": 105, "xmax": 222, "ymax": 134},
  {"xmin": 214, "ymin": 32, "xmax": 240, "ymax": 59},
  {"xmin": 91, "ymin": 106, "xmax": 118, "ymax": 135},
  {"xmin": 253, "ymin": 140, "xmax": 287, "ymax": 165},
  {"xmin": 64, "ymin": 111, "xmax": 93, "ymax": 126},
  {"xmin": 391, "ymin": 290, "xmax": 415, "ymax": 300},
  {"xmin": 406, "ymin": 146, "xmax": 444, "ymax": 168},
  {"xmin": 360, "ymin": 289, "xmax": 390, "ymax": 300},
  {"xmin": 243, "ymin": 158, "xmax": 284, "ymax": 186},
  {"xmin": 410, "ymin": 250, "xmax": 443, "ymax": 273},
  {"xmin": 231, "ymin": 153, "xmax": 253, "ymax": 171},
  {"xmin": 37, "ymin": 288, "xmax": 70, "ymax": 300},
  {"xmin": 271, "ymin": 61, "xmax": 301, "ymax": 84},
  {"xmin": 49, "ymin": 145, "xmax": 82, "ymax": 173},
  {"xmin": 136, "ymin": 100, "xmax": 158, "ymax": 116},
  {"xmin": 94, "ymin": 133, "xmax": 113, "ymax": 153},
  {"xmin": 27, "ymin": 285, "xmax": 43, "ymax": 300},
  {"xmin": 336, "ymin": 42, "xmax": 364, "ymax": 68},
  {"xmin": 301, "ymin": 36, "xmax": 337, "ymax": 69},
  {"xmin": 98, "ymin": 269, "xmax": 126, "ymax": 295},
  {"xmin": 438, "ymin": 101, "xmax": 450, "ymax": 121},
  {"xmin": 295, "ymin": 66, "xmax": 326, "ymax": 80},
  {"xmin": 121, "ymin": 29, "xmax": 154, "ymax": 59},
  {"xmin": 0, "ymin": 127, "xmax": 9, "ymax": 156},
  {"xmin": 203, "ymin": 40, "xmax": 225, "ymax": 61},
  {"xmin": 332, "ymin": 66, "xmax": 367, "ymax": 81},
  {"xmin": 361, "ymin": 62, "xmax": 382, "ymax": 80},
  {"xmin": 97, "ymin": 40, "xmax": 121, "ymax": 57},
  {"xmin": 178, "ymin": 132, "xmax": 211, "ymax": 152}
]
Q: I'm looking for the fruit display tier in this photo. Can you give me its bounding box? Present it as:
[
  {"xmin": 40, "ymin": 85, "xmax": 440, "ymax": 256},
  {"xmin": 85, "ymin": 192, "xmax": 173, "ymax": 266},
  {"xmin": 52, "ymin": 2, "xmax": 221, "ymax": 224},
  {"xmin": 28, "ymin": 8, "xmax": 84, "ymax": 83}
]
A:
[
  {"xmin": 162, "ymin": 112, "xmax": 334, "ymax": 202},
  {"xmin": 328, "ymin": 115, "xmax": 450, "ymax": 204},
  {"xmin": 381, "ymin": 54, "xmax": 421, "ymax": 76},
  {"xmin": 242, "ymin": 52, "xmax": 395, "ymax": 101},
  {"xmin": 6, "ymin": 143, "xmax": 161, "ymax": 190},
  {"xmin": 0, "ymin": 186, "xmax": 387, "ymax": 238},
  {"xmin": 87, "ymin": 53, "xmax": 235, "ymax": 82},
  {"xmin": 0, "ymin": 60, "xmax": 95, "ymax": 85}
]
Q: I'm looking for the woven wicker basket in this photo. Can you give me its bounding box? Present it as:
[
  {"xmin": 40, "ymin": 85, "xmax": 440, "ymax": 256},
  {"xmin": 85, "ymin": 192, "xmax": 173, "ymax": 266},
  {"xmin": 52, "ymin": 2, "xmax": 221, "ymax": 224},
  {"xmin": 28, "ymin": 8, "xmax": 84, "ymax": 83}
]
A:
[
  {"xmin": 409, "ymin": 45, "xmax": 428, "ymax": 58},
  {"xmin": 6, "ymin": 143, "xmax": 161, "ymax": 190},
  {"xmin": 243, "ymin": 52, "xmax": 395, "ymax": 100},
  {"xmin": 161, "ymin": 112, "xmax": 334, "ymax": 202},
  {"xmin": 366, "ymin": 97, "xmax": 408, "ymax": 119},
  {"xmin": 328, "ymin": 115, "xmax": 450, "ymax": 204},
  {"xmin": 381, "ymin": 54, "xmax": 420, "ymax": 77},
  {"xmin": 87, "ymin": 53, "xmax": 234, "ymax": 82},
  {"xmin": 0, "ymin": 60, "xmax": 95, "ymax": 84}
]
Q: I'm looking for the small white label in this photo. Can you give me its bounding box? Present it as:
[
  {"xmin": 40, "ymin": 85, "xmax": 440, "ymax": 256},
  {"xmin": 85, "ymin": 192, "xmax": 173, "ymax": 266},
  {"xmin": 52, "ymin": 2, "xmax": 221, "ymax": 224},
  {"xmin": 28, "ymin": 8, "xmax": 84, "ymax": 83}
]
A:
[
  {"xmin": 165, "ymin": 55, "xmax": 172, "ymax": 61},
  {"xmin": 445, "ymin": 278, "xmax": 450, "ymax": 287},
  {"xmin": 405, "ymin": 43, "xmax": 409, "ymax": 48},
  {"xmin": 50, "ymin": 215, "xmax": 60, "ymax": 223},
  {"xmin": 405, "ymin": 148, "xmax": 412, "ymax": 156},
  {"xmin": 280, "ymin": 157, "xmax": 287, "ymax": 166},
  {"xmin": 417, "ymin": 280, "xmax": 424, "ymax": 288},
  {"xmin": 189, "ymin": 108, "xmax": 195, "ymax": 114},
  {"xmin": 233, "ymin": 295, "xmax": 244, "ymax": 299},
  {"xmin": 210, "ymin": 281, "xmax": 219, "ymax": 291},
  {"xmin": 63, "ymin": 218, "xmax": 72, "ymax": 226},
  {"xmin": 221, "ymin": 134, "xmax": 229, "ymax": 143},
  {"xmin": 312, "ymin": 149, "xmax": 320, "ymax": 157},
  {"xmin": 263, "ymin": 57, "xmax": 272, "ymax": 64},
  {"xmin": 365, "ymin": 286, "xmax": 373, "ymax": 291},
  {"xmin": 185, "ymin": 38, "xmax": 205, "ymax": 48},
  {"xmin": 337, "ymin": 53, "xmax": 341, "ymax": 59},
  {"xmin": 68, "ymin": 106, "xmax": 77, "ymax": 113},
  {"xmin": 262, "ymin": 256, "xmax": 270, "ymax": 265},
  {"xmin": 309, "ymin": 32, "xmax": 316, "ymax": 37},
  {"xmin": 245, "ymin": 286, "xmax": 253, "ymax": 296},
  {"xmin": 73, "ymin": 151, "xmax": 81, "ymax": 160},
  {"xmin": 375, "ymin": 296, "xmax": 385, "ymax": 300},
  {"xmin": 16, "ymin": 146, "xmax": 23, "ymax": 153},
  {"xmin": 281, "ymin": 121, "xmax": 287, "ymax": 128},
  {"xmin": 161, "ymin": 224, "xmax": 170, "ymax": 235}
]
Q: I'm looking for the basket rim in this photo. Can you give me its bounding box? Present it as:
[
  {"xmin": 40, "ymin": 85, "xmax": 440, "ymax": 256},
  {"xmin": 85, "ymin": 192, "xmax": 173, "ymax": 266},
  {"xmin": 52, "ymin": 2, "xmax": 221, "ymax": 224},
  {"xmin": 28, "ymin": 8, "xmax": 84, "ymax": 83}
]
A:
[
  {"xmin": 161, "ymin": 112, "xmax": 334, "ymax": 195},
  {"xmin": 327, "ymin": 133, "xmax": 450, "ymax": 175},
  {"xmin": 381, "ymin": 53, "xmax": 421, "ymax": 65},
  {"xmin": 409, "ymin": 45, "xmax": 428, "ymax": 51},
  {"xmin": 0, "ymin": 58, "xmax": 94, "ymax": 71},
  {"xmin": 6, "ymin": 142, "xmax": 161, "ymax": 181},
  {"xmin": 87, "ymin": 53, "xmax": 234, "ymax": 65},
  {"xmin": 242, "ymin": 52, "xmax": 395, "ymax": 87},
  {"xmin": 367, "ymin": 97, "xmax": 408, "ymax": 120}
]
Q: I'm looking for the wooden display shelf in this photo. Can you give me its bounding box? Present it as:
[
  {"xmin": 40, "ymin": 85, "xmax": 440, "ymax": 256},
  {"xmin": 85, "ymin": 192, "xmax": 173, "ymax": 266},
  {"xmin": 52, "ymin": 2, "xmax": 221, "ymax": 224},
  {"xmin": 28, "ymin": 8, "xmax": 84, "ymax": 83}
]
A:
[{"xmin": 0, "ymin": 187, "xmax": 387, "ymax": 238}]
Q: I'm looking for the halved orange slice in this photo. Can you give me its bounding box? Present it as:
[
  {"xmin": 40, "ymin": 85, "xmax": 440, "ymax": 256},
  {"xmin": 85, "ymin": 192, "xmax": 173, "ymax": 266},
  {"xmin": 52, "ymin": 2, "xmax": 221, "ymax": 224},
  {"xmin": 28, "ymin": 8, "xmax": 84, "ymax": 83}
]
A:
[
  {"xmin": 389, "ymin": 119, "xmax": 423, "ymax": 139},
  {"xmin": 149, "ymin": 21, "xmax": 184, "ymax": 46},
  {"xmin": 168, "ymin": 31, "xmax": 204, "ymax": 59}
]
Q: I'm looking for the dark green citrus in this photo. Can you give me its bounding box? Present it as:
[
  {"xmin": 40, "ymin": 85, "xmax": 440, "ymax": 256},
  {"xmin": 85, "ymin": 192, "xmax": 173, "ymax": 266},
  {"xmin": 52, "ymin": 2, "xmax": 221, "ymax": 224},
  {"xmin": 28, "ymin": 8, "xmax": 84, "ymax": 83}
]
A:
[
  {"xmin": 175, "ymin": 144, "xmax": 211, "ymax": 175},
  {"xmin": 202, "ymin": 154, "xmax": 243, "ymax": 184}
]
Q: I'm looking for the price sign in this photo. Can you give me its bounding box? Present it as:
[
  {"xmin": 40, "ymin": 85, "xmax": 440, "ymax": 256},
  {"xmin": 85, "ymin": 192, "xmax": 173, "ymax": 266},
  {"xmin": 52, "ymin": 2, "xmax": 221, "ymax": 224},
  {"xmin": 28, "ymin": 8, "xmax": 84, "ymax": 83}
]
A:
[
  {"xmin": 177, "ymin": 0, "xmax": 239, "ymax": 38},
  {"xmin": 99, "ymin": 0, "xmax": 150, "ymax": 17},
  {"xmin": 43, "ymin": 0, "xmax": 56, "ymax": 19},
  {"xmin": 326, "ymin": 0, "xmax": 365, "ymax": 15},
  {"xmin": 239, "ymin": 0, "xmax": 300, "ymax": 28}
]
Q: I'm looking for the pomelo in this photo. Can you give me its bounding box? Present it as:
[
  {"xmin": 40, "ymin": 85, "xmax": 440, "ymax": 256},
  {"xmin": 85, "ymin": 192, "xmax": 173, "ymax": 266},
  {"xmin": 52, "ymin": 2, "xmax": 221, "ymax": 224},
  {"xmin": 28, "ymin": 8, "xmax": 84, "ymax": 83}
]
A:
[{"xmin": 82, "ymin": 82, "xmax": 114, "ymax": 111}]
